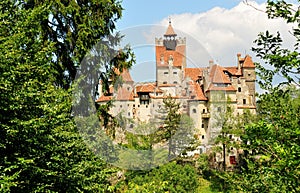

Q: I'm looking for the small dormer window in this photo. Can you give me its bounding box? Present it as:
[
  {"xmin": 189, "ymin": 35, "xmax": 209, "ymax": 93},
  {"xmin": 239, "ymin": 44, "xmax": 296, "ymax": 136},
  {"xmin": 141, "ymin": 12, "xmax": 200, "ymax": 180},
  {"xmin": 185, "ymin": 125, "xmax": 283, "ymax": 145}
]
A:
[
  {"xmin": 160, "ymin": 54, "xmax": 164, "ymax": 64},
  {"xmin": 168, "ymin": 55, "xmax": 174, "ymax": 65}
]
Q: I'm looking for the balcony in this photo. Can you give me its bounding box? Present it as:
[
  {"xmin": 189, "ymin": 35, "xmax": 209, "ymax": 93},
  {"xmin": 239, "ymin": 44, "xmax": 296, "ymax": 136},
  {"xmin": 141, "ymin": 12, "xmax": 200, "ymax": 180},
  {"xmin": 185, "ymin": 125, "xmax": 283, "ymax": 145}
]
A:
[
  {"xmin": 202, "ymin": 113, "xmax": 210, "ymax": 119},
  {"xmin": 140, "ymin": 94, "xmax": 149, "ymax": 100}
]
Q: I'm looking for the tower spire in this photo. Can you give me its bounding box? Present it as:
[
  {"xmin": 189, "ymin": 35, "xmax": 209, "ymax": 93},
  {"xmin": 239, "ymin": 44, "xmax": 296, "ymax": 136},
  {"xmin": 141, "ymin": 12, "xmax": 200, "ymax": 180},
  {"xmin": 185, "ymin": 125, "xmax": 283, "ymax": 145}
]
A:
[{"xmin": 164, "ymin": 18, "xmax": 177, "ymax": 37}]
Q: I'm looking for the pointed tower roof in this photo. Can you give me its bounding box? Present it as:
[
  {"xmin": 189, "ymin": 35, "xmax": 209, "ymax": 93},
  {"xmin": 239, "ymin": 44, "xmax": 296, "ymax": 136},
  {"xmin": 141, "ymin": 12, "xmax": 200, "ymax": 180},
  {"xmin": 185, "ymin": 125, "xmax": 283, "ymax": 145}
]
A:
[
  {"xmin": 210, "ymin": 65, "xmax": 231, "ymax": 84},
  {"xmin": 164, "ymin": 19, "xmax": 177, "ymax": 37},
  {"xmin": 113, "ymin": 68, "xmax": 134, "ymax": 83},
  {"xmin": 243, "ymin": 55, "xmax": 255, "ymax": 68}
]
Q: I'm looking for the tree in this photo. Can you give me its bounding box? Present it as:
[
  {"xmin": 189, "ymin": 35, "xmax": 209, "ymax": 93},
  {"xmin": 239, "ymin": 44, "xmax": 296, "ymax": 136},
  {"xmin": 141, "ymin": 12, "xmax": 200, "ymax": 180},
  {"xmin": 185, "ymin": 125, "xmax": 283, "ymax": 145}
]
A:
[
  {"xmin": 218, "ymin": 1, "xmax": 300, "ymax": 192},
  {"xmin": 15, "ymin": 0, "xmax": 128, "ymax": 89},
  {"xmin": 252, "ymin": 0, "xmax": 300, "ymax": 90},
  {"xmin": 120, "ymin": 162, "xmax": 199, "ymax": 193},
  {"xmin": 155, "ymin": 96, "xmax": 195, "ymax": 159},
  {"xmin": 224, "ymin": 86, "xmax": 300, "ymax": 193},
  {"xmin": 0, "ymin": 0, "xmax": 132, "ymax": 191}
]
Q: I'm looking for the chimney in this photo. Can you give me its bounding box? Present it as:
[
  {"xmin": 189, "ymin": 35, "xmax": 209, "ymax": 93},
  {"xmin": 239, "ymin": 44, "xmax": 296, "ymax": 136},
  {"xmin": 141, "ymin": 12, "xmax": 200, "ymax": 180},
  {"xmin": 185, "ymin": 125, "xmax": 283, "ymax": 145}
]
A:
[
  {"xmin": 209, "ymin": 59, "xmax": 214, "ymax": 69},
  {"xmin": 237, "ymin": 53, "xmax": 241, "ymax": 70}
]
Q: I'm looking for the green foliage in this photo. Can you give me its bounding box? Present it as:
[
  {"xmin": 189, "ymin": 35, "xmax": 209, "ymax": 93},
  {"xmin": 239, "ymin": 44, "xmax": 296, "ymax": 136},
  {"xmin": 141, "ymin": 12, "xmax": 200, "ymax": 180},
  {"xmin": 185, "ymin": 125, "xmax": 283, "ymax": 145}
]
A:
[
  {"xmin": 121, "ymin": 162, "xmax": 199, "ymax": 193},
  {"xmin": 155, "ymin": 96, "xmax": 195, "ymax": 158},
  {"xmin": 216, "ymin": 1, "xmax": 300, "ymax": 192},
  {"xmin": 0, "ymin": 0, "xmax": 131, "ymax": 192},
  {"xmin": 252, "ymin": 0, "xmax": 300, "ymax": 90},
  {"xmin": 236, "ymin": 87, "xmax": 300, "ymax": 193},
  {"xmin": 14, "ymin": 0, "xmax": 126, "ymax": 89}
]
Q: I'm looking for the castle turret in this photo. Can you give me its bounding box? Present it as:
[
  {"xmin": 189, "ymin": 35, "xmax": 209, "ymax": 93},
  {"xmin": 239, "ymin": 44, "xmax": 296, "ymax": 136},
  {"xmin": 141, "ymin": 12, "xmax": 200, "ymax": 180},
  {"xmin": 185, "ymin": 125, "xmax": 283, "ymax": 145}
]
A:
[{"xmin": 155, "ymin": 19, "xmax": 186, "ymax": 86}]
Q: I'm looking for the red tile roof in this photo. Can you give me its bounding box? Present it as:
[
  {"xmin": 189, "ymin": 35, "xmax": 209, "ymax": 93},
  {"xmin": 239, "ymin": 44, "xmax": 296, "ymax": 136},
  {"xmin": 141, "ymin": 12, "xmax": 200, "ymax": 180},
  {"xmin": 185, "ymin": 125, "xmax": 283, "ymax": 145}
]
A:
[
  {"xmin": 156, "ymin": 46, "xmax": 185, "ymax": 67},
  {"xmin": 224, "ymin": 66, "xmax": 243, "ymax": 76},
  {"xmin": 210, "ymin": 65, "xmax": 231, "ymax": 84},
  {"xmin": 114, "ymin": 68, "xmax": 134, "ymax": 82},
  {"xmin": 188, "ymin": 81, "xmax": 207, "ymax": 101},
  {"xmin": 242, "ymin": 55, "xmax": 255, "ymax": 68},
  {"xmin": 224, "ymin": 67, "xmax": 238, "ymax": 75},
  {"xmin": 136, "ymin": 83, "xmax": 163, "ymax": 93},
  {"xmin": 184, "ymin": 68, "xmax": 203, "ymax": 81},
  {"xmin": 96, "ymin": 86, "xmax": 134, "ymax": 102},
  {"xmin": 96, "ymin": 95, "xmax": 112, "ymax": 102}
]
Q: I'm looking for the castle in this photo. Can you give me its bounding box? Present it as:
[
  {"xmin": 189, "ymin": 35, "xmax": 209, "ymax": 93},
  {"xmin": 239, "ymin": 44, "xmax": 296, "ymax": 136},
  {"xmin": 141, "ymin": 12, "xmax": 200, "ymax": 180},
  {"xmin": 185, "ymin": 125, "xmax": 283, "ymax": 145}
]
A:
[{"xmin": 96, "ymin": 21, "xmax": 256, "ymax": 158}]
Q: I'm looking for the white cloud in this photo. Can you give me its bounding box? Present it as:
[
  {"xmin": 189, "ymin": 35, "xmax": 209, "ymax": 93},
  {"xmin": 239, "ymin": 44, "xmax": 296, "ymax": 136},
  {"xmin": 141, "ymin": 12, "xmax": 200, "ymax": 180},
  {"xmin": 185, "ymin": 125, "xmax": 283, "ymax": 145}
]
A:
[
  {"xmin": 158, "ymin": 1, "xmax": 295, "ymax": 67},
  {"xmin": 126, "ymin": 1, "xmax": 296, "ymax": 84}
]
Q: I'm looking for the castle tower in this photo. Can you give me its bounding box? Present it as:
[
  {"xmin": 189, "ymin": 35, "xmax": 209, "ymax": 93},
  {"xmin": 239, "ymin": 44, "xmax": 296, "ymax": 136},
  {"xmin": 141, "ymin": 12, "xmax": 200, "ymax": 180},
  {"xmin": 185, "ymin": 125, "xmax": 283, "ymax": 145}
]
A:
[
  {"xmin": 155, "ymin": 19, "xmax": 186, "ymax": 86},
  {"xmin": 239, "ymin": 54, "xmax": 256, "ymax": 106}
]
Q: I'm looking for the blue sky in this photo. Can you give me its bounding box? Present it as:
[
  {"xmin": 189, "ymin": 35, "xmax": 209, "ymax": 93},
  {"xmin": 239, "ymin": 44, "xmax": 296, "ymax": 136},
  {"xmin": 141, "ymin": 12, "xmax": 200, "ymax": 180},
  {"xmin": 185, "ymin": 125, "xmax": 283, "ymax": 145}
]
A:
[
  {"xmin": 117, "ymin": 0, "xmax": 242, "ymax": 29},
  {"xmin": 115, "ymin": 0, "xmax": 295, "ymax": 86}
]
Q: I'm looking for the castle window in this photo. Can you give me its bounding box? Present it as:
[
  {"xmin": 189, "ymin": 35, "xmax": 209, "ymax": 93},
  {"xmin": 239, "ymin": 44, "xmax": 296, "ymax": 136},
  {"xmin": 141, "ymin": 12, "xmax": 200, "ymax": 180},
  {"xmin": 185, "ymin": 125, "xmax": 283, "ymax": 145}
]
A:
[
  {"xmin": 141, "ymin": 100, "xmax": 149, "ymax": 105},
  {"xmin": 163, "ymin": 81, "xmax": 167, "ymax": 84},
  {"xmin": 238, "ymin": 87, "xmax": 241, "ymax": 92},
  {"xmin": 243, "ymin": 99, "xmax": 246, "ymax": 104},
  {"xmin": 128, "ymin": 112, "xmax": 130, "ymax": 116},
  {"xmin": 217, "ymin": 107, "xmax": 221, "ymax": 112},
  {"xmin": 192, "ymin": 109, "xmax": 197, "ymax": 113},
  {"xmin": 173, "ymin": 81, "xmax": 178, "ymax": 84},
  {"xmin": 164, "ymin": 71, "xmax": 168, "ymax": 74},
  {"xmin": 120, "ymin": 105, "xmax": 122, "ymax": 108},
  {"xmin": 248, "ymin": 73, "xmax": 251, "ymax": 76},
  {"xmin": 173, "ymin": 71, "xmax": 177, "ymax": 74},
  {"xmin": 230, "ymin": 156, "xmax": 237, "ymax": 165},
  {"xmin": 202, "ymin": 123, "xmax": 204, "ymax": 128},
  {"xmin": 202, "ymin": 135, "xmax": 205, "ymax": 139},
  {"xmin": 203, "ymin": 109, "xmax": 205, "ymax": 113}
]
